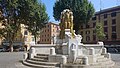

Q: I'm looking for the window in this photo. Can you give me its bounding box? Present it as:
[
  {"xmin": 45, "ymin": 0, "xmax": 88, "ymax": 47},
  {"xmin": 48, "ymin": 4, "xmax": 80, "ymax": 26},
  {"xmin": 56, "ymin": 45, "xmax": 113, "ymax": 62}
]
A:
[
  {"xmin": 104, "ymin": 20, "xmax": 107, "ymax": 26},
  {"xmin": 47, "ymin": 25, "xmax": 49, "ymax": 28},
  {"xmin": 93, "ymin": 22, "xmax": 96, "ymax": 28},
  {"xmin": 112, "ymin": 19, "xmax": 116, "ymax": 25},
  {"xmin": 104, "ymin": 27, "xmax": 108, "ymax": 32},
  {"xmin": 48, "ymin": 29, "xmax": 49, "ymax": 32},
  {"xmin": 24, "ymin": 30, "xmax": 28, "ymax": 35},
  {"xmin": 111, "ymin": 12, "xmax": 116, "ymax": 17},
  {"xmin": 86, "ymin": 24, "xmax": 90, "ymax": 28},
  {"xmin": 92, "ymin": 16, "xmax": 96, "ymax": 20},
  {"xmin": 56, "ymin": 26, "xmax": 59, "ymax": 30},
  {"xmin": 48, "ymin": 34, "xmax": 49, "ymax": 37},
  {"xmin": 81, "ymin": 25, "xmax": 83, "ymax": 29},
  {"xmin": 86, "ymin": 31, "xmax": 90, "ymax": 34},
  {"xmin": 112, "ymin": 26, "xmax": 116, "ymax": 32},
  {"xmin": 81, "ymin": 31, "xmax": 83, "ymax": 35},
  {"xmin": 105, "ymin": 34, "xmax": 108, "ymax": 40},
  {"xmin": 93, "ymin": 30, "xmax": 96, "ymax": 34},
  {"xmin": 111, "ymin": 33, "xmax": 117, "ymax": 40},
  {"xmin": 53, "ymin": 29, "xmax": 54, "ymax": 32},
  {"xmin": 86, "ymin": 36, "xmax": 90, "ymax": 41},
  {"xmin": 93, "ymin": 35, "xmax": 96, "ymax": 41},
  {"xmin": 45, "ymin": 39, "xmax": 46, "ymax": 42},
  {"xmin": 104, "ymin": 14, "xmax": 107, "ymax": 18}
]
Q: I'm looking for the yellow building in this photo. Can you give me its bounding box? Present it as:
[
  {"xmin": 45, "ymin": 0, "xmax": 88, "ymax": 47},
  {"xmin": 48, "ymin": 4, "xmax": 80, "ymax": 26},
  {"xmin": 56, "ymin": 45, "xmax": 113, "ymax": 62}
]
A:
[
  {"xmin": 39, "ymin": 22, "xmax": 59, "ymax": 44},
  {"xmin": 80, "ymin": 6, "xmax": 120, "ymax": 45},
  {"xmin": 0, "ymin": 24, "xmax": 35, "ymax": 50},
  {"xmin": 20, "ymin": 24, "xmax": 35, "ymax": 48}
]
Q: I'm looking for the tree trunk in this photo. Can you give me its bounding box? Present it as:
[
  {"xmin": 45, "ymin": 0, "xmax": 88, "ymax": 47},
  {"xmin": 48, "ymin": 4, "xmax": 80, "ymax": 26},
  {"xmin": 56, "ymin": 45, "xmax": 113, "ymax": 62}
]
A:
[
  {"xmin": 9, "ymin": 41, "xmax": 13, "ymax": 52},
  {"xmin": 35, "ymin": 34, "xmax": 37, "ymax": 44}
]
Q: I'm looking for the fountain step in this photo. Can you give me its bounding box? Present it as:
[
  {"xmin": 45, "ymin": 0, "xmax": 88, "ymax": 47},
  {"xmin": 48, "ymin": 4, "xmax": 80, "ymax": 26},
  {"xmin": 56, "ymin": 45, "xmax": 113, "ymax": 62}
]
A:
[
  {"xmin": 34, "ymin": 55, "xmax": 48, "ymax": 59},
  {"xmin": 23, "ymin": 54, "xmax": 60, "ymax": 68},
  {"xmin": 37, "ymin": 54, "xmax": 49, "ymax": 56},
  {"xmin": 23, "ymin": 60, "xmax": 58, "ymax": 68},
  {"xmin": 26, "ymin": 59, "xmax": 59, "ymax": 66},
  {"xmin": 97, "ymin": 58, "xmax": 109, "ymax": 62},
  {"xmin": 31, "ymin": 58, "xmax": 48, "ymax": 62},
  {"xmin": 63, "ymin": 61, "xmax": 114, "ymax": 68},
  {"xmin": 99, "ymin": 60, "xmax": 114, "ymax": 65},
  {"xmin": 96, "ymin": 55, "xmax": 104, "ymax": 59},
  {"xmin": 92, "ymin": 59, "xmax": 114, "ymax": 65},
  {"xmin": 91, "ymin": 60, "xmax": 115, "ymax": 68}
]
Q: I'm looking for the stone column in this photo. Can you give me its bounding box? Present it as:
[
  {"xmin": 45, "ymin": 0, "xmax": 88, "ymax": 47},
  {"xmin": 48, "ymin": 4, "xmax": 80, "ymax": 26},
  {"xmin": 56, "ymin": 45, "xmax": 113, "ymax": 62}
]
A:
[
  {"xmin": 29, "ymin": 47, "xmax": 36, "ymax": 59},
  {"xmin": 50, "ymin": 47, "xmax": 56, "ymax": 55},
  {"xmin": 23, "ymin": 53, "xmax": 28, "ymax": 60},
  {"xmin": 83, "ymin": 56, "xmax": 89, "ymax": 65},
  {"xmin": 98, "ymin": 42, "xmax": 104, "ymax": 45},
  {"xmin": 61, "ymin": 56, "xmax": 67, "ymax": 64},
  {"xmin": 89, "ymin": 48, "xmax": 95, "ymax": 55},
  {"xmin": 102, "ymin": 48, "xmax": 107, "ymax": 55},
  {"xmin": 105, "ymin": 53, "xmax": 111, "ymax": 59},
  {"xmin": 69, "ymin": 49, "xmax": 76, "ymax": 63}
]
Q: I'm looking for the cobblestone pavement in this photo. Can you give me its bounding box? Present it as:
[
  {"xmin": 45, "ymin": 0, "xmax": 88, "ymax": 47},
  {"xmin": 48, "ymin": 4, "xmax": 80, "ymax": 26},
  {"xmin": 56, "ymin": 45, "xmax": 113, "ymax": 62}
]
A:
[
  {"xmin": 111, "ymin": 53, "xmax": 120, "ymax": 68},
  {"xmin": 0, "ymin": 52, "xmax": 120, "ymax": 68},
  {"xmin": 0, "ymin": 52, "xmax": 30, "ymax": 68}
]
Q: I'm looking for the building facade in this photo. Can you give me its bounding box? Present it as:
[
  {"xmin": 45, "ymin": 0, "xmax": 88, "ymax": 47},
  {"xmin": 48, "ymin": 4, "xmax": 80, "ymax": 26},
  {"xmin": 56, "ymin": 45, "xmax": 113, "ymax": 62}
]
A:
[
  {"xmin": 80, "ymin": 6, "xmax": 120, "ymax": 45},
  {"xmin": 39, "ymin": 22, "xmax": 59, "ymax": 44},
  {"xmin": 0, "ymin": 24, "xmax": 35, "ymax": 50},
  {"xmin": 20, "ymin": 24, "xmax": 35, "ymax": 47}
]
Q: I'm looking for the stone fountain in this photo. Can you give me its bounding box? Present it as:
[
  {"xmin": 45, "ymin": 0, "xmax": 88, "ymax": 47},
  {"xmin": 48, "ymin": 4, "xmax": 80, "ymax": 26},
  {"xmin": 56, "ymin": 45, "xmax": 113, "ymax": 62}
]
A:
[{"xmin": 22, "ymin": 9, "xmax": 115, "ymax": 68}]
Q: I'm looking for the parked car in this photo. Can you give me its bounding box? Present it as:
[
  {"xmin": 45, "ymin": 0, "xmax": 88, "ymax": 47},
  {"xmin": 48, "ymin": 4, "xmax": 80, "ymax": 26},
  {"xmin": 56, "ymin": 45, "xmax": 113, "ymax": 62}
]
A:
[
  {"xmin": 107, "ymin": 48, "xmax": 119, "ymax": 53},
  {"xmin": 0, "ymin": 48, "xmax": 5, "ymax": 52}
]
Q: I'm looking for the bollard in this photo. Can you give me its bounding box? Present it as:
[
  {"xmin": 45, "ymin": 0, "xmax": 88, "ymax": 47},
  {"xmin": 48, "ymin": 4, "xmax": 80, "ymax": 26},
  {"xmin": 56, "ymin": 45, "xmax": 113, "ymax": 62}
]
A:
[
  {"xmin": 83, "ymin": 56, "xmax": 89, "ymax": 65},
  {"xmin": 29, "ymin": 47, "xmax": 35, "ymax": 54},
  {"xmin": 71, "ymin": 49, "xmax": 76, "ymax": 62},
  {"xmin": 102, "ymin": 48, "xmax": 107, "ymax": 55},
  {"xmin": 98, "ymin": 42, "xmax": 104, "ymax": 45},
  {"xmin": 29, "ymin": 47, "xmax": 36, "ymax": 59},
  {"xmin": 89, "ymin": 48, "xmax": 95, "ymax": 55},
  {"xmin": 105, "ymin": 53, "xmax": 111, "ymax": 59},
  {"xmin": 50, "ymin": 47, "xmax": 56, "ymax": 55},
  {"xmin": 61, "ymin": 56, "xmax": 67, "ymax": 64},
  {"xmin": 23, "ymin": 53, "xmax": 28, "ymax": 60}
]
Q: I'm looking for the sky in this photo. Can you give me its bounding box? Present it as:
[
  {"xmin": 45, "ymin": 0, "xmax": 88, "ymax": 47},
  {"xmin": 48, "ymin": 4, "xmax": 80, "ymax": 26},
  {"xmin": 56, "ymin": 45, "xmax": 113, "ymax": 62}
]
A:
[{"xmin": 40, "ymin": 0, "xmax": 120, "ymax": 23}]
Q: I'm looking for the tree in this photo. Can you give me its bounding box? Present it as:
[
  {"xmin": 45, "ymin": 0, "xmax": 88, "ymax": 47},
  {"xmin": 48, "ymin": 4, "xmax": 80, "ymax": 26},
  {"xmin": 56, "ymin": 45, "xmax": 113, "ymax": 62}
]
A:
[
  {"xmin": 95, "ymin": 23, "xmax": 105, "ymax": 41},
  {"xmin": 25, "ymin": 1, "xmax": 49, "ymax": 43},
  {"xmin": 0, "ymin": 0, "xmax": 48, "ymax": 51},
  {"xmin": 53, "ymin": 0, "xmax": 95, "ymax": 34}
]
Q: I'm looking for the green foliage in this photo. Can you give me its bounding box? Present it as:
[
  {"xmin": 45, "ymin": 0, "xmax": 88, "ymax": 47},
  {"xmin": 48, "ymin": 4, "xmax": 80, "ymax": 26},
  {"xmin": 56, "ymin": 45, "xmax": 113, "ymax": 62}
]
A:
[
  {"xmin": 18, "ymin": 0, "xmax": 49, "ymax": 43},
  {"xmin": 53, "ymin": 0, "xmax": 95, "ymax": 34},
  {"xmin": 95, "ymin": 23, "xmax": 105, "ymax": 41},
  {"xmin": 0, "ymin": 0, "xmax": 48, "ymax": 50}
]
